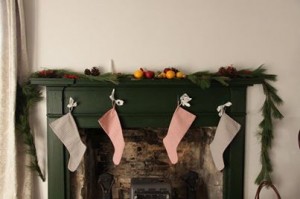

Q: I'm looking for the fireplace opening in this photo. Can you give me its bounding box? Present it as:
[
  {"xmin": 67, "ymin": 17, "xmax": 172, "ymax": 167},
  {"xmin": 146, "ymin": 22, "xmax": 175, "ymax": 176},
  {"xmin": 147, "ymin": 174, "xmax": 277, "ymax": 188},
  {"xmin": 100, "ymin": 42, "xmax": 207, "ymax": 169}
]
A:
[{"xmin": 70, "ymin": 127, "xmax": 222, "ymax": 199}]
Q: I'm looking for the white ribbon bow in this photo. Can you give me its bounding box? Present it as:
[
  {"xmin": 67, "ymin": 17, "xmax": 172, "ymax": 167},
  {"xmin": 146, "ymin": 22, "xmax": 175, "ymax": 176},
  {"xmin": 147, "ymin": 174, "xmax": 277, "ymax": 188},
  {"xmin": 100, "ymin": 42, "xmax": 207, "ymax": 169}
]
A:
[
  {"xmin": 179, "ymin": 93, "xmax": 192, "ymax": 107},
  {"xmin": 67, "ymin": 97, "xmax": 77, "ymax": 112},
  {"xmin": 217, "ymin": 102, "xmax": 232, "ymax": 117},
  {"xmin": 109, "ymin": 89, "xmax": 124, "ymax": 106}
]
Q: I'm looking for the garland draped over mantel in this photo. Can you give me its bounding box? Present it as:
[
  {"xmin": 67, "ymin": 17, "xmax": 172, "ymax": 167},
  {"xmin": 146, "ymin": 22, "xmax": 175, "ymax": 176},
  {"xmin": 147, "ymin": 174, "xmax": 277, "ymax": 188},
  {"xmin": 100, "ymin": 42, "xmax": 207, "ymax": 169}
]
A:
[{"xmin": 16, "ymin": 65, "xmax": 283, "ymax": 184}]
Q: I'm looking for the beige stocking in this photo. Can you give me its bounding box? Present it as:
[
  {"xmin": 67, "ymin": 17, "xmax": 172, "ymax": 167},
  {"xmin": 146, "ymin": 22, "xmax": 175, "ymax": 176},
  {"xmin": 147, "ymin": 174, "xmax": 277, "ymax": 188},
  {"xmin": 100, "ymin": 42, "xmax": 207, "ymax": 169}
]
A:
[
  {"xmin": 210, "ymin": 113, "xmax": 241, "ymax": 171},
  {"xmin": 49, "ymin": 113, "xmax": 86, "ymax": 172}
]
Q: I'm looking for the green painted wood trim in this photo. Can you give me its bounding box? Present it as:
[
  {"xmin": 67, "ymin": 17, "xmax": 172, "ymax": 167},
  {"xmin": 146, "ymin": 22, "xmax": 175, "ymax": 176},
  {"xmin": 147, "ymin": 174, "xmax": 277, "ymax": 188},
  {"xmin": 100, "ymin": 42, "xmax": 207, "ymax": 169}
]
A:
[
  {"xmin": 223, "ymin": 116, "xmax": 246, "ymax": 199},
  {"xmin": 31, "ymin": 78, "xmax": 74, "ymax": 86},
  {"xmin": 223, "ymin": 87, "xmax": 247, "ymax": 199},
  {"xmin": 47, "ymin": 119, "xmax": 67, "ymax": 199},
  {"xmin": 47, "ymin": 88, "xmax": 69, "ymax": 199},
  {"xmin": 30, "ymin": 77, "xmax": 263, "ymax": 87}
]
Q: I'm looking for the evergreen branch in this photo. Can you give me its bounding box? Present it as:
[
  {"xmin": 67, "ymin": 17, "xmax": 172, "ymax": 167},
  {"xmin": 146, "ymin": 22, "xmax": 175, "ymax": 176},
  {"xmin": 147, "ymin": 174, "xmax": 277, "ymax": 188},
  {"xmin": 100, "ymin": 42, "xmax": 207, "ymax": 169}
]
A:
[
  {"xmin": 81, "ymin": 72, "xmax": 119, "ymax": 84},
  {"xmin": 251, "ymin": 65, "xmax": 267, "ymax": 75},
  {"xmin": 261, "ymin": 74, "xmax": 277, "ymax": 81},
  {"xmin": 255, "ymin": 79, "xmax": 283, "ymax": 184},
  {"xmin": 15, "ymin": 83, "xmax": 45, "ymax": 181},
  {"xmin": 211, "ymin": 76, "xmax": 230, "ymax": 86},
  {"xmin": 263, "ymin": 82, "xmax": 283, "ymax": 105},
  {"xmin": 187, "ymin": 73, "xmax": 230, "ymax": 89},
  {"xmin": 31, "ymin": 69, "xmax": 119, "ymax": 84},
  {"xmin": 271, "ymin": 105, "xmax": 284, "ymax": 119}
]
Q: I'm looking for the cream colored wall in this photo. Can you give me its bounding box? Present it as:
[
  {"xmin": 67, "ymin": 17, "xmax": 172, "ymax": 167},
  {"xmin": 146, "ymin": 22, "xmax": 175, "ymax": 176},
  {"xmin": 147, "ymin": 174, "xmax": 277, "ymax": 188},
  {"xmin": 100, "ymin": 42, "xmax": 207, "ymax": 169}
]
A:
[{"xmin": 24, "ymin": 0, "xmax": 300, "ymax": 198}]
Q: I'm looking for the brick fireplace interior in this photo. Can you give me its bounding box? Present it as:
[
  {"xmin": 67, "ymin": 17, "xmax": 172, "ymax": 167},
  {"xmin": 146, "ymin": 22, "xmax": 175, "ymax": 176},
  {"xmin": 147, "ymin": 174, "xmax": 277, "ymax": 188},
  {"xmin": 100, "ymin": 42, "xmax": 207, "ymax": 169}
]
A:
[
  {"xmin": 31, "ymin": 77, "xmax": 257, "ymax": 199},
  {"xmin": 71, "ymin": 127, "xmax": 222, "ymax": 199}
]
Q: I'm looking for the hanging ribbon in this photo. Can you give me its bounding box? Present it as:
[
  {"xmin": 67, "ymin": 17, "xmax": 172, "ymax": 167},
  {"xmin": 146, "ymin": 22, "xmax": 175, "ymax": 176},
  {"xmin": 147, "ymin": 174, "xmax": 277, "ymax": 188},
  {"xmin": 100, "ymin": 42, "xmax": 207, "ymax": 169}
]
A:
[
  {"xmin": 179, "ymin": 93, "xmax": 192, "ymax": 107},
  {"xmin": 67, "ymin": 97, "xmax": 77, "ymax": 112},
  {"xmin": 217, "ymin": 102, "xmax": 232, "ymax": 117},
  {"xmin": 109, "ymin": 89, "xmax": 124, "ymax": 106}
]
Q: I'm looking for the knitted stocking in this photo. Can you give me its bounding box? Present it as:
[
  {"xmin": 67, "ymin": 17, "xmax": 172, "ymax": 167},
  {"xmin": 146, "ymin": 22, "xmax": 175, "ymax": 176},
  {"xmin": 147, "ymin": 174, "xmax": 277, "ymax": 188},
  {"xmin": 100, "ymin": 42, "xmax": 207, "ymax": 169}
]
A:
[
  {"xmin": 163, "ymin": 106, "xmax": 196, "ymax": 164},
  {"xmin": 210, "ymin": 113, "xmax": 241, "ymax": 171},
  {"xmin": 49, "ymin": 112, "xmax": 86, "ymax": 172},
  {"xmin": 98, "ymin": 107, "xmax": 125, "ymax": 165}
]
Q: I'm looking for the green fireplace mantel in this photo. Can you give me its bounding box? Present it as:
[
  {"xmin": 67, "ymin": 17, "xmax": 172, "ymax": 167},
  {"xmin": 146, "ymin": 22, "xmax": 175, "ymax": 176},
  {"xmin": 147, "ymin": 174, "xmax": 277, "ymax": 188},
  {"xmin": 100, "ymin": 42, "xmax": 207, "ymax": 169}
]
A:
[{"xmin": 31, "ymin": 78, "xmax": 262, "ymax": 199}]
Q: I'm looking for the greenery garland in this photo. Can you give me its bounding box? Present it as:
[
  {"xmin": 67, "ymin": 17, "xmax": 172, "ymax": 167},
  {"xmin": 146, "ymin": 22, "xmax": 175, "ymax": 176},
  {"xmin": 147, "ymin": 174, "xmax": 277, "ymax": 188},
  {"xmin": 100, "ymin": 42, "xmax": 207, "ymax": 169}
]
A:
[
  {"xmin": 30, "ymin": 69, "xmax": 120, "ymax": 84},
  {"xmin": 17, "ymin": 65, "xmax": 283, "ymax": 184},
  {"xmin": 16, "ymin": 83, "xmax": 45, "ymax": 181},
  {"xmin": 256, "ymin": 69, "xmax": 283, "ymax": 184}
]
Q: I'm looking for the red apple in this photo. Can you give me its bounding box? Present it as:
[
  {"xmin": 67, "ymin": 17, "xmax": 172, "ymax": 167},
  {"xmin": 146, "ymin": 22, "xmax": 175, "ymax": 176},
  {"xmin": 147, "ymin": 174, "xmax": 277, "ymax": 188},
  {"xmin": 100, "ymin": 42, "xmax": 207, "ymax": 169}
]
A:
[{"xmin": 144, "ymin": 70, "xmax": 155, "ymax": 79}]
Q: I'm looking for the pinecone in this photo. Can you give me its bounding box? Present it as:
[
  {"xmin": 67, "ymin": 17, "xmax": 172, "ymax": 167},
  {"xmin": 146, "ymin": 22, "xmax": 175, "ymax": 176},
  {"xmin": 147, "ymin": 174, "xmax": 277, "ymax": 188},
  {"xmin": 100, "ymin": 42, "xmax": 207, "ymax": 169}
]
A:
[
  {"xmin": 91, "ymin": 67, "xmax": 100, "ymax": 76},
  {"xmin": 218, "ymin": 66, "xmax": 237, "ymax": 77},
  {"xmin": 84, "ymin": 69, "xmax": 91, "ymax": 75},
  {"xmin": 226, "ymin": 66, "xmax": 237, "ymax": 77}
]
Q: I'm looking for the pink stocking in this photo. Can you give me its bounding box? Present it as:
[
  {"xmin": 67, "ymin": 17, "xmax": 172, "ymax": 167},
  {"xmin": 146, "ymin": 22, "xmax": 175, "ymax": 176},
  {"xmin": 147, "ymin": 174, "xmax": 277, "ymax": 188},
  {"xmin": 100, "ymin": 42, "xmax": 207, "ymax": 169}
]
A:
[
  {"xmin": 98, "ymin": 107, "xmax": 125, "ymax": 165},
  {"xmin": 163, "ymin": 106, "xmax": 196, "ymax": 164}
]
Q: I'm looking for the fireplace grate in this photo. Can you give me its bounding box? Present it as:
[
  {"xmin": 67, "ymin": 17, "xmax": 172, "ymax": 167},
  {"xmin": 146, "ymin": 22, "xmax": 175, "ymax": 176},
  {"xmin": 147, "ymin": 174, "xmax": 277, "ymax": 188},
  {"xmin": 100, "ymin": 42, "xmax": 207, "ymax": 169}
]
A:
[{"xmin": 130, "ymin": 178, "xmax": 171, "ymax": 199}]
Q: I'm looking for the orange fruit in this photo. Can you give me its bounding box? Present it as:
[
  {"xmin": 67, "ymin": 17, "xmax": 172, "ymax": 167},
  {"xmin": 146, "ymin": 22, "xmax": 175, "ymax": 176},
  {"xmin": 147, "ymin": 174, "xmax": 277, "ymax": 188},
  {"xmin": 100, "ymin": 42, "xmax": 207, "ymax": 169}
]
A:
[
  {"xmin": 133, "ymin": 69, "xmax": 144, "ymax": 79},
  {"xmin": 165, "ymin": 70, "xmax": 175, "ymax": 79},
  {"xmin": 176, "ymin": 71, "xmax": 185, "ymax": 78}
]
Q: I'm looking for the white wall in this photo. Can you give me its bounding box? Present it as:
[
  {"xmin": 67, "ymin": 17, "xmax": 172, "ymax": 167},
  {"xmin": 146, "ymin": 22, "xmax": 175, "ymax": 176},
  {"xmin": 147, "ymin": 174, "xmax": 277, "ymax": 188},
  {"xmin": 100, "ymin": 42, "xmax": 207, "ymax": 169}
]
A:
[{"xmin": 24, "ymin": 0, "xmax": 300, "ymax": 198}]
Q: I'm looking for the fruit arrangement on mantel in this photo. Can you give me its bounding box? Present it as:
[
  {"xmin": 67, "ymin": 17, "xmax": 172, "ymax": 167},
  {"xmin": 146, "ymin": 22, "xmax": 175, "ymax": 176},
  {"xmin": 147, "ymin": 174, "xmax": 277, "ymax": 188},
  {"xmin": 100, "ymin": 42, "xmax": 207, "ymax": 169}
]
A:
[
  {"xmin": 134, "ymin": 67, "xmax": 186, "ymax": 79},
  {"xmin": 32, "ymin": 65, "xmax": 261, "ymax": 90}
]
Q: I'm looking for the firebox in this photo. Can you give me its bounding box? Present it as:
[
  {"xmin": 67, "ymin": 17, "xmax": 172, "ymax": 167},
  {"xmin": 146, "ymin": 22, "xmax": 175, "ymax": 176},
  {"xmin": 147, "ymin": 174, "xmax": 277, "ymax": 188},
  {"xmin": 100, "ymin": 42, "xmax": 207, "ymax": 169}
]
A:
[
  {"xmin": 31, "ymin": 77, "xmax": 261, "ymax": 199},
  {"xmin": 70, "ymin": 127, "xmax": 221, "ymax": 198}
]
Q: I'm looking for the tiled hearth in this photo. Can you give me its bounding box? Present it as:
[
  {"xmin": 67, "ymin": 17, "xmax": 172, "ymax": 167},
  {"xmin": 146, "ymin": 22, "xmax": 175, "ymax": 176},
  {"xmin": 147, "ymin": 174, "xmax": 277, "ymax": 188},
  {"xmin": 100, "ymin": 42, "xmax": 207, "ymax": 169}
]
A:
[{"xmin": 71, "ymin": 128, "xmax": 222, "ymax": 199}]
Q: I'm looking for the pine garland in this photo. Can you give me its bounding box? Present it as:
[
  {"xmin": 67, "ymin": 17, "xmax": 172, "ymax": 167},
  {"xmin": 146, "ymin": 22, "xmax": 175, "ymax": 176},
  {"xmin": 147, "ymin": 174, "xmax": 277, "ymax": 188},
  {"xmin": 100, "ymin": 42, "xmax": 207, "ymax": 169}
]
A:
[
  {"xmin": 30, "ymin": 69, "xmax": 119, "ymax": 84},
  {"xmin": 15, "ymin": 83, "xmax": 45, "ymax": 181},
  {"xmin": 255, "ymin": 69, "xmax": 283, "ymax": 184},
  {"xmin": 18, "ymin": 66, "xmax": 282, "ymax": 184}
]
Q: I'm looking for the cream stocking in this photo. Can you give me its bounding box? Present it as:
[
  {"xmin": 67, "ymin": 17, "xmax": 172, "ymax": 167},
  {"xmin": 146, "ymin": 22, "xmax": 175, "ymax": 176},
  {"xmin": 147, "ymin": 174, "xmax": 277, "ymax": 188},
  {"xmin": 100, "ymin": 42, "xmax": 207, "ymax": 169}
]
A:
[
  {"xmin": 210, "ymin": 113, "xmax": 241, "ymax": 171},
  {"xmin": 49, "ymin": 112, "xmax": 86, "ymax": 172}
]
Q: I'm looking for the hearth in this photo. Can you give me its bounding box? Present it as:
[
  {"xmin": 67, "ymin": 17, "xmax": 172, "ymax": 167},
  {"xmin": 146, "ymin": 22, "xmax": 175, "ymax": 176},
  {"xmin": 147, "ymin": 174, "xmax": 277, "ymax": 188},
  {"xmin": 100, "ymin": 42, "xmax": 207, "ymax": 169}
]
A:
[{"xmin": 31, "ymin": 78, "xmax": 259, "ymax": 199}]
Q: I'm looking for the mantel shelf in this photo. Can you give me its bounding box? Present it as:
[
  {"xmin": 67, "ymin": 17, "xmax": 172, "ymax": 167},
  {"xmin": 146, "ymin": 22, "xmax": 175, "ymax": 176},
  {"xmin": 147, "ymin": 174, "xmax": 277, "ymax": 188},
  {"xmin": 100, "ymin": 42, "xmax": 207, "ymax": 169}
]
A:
[{"xmin": 30, "ymin": 77, "xmax": 263, "ymax": 87}]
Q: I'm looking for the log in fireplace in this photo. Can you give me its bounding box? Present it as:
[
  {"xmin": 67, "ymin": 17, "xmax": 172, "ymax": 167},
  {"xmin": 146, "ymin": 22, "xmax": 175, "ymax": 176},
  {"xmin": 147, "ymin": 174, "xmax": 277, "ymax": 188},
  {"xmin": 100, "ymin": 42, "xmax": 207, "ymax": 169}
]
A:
[{"xmin": 31, "ymin": 77, "xmax": 261, "ymax": 199}]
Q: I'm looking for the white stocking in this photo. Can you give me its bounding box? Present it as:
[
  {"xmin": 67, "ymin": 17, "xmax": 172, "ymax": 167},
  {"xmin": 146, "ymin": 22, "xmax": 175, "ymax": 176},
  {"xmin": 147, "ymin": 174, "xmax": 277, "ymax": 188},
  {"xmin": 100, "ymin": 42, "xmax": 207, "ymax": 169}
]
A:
[
  {"xmin": 210, "ymin": 113, "xmax": 240, "ymax": 171},
  {"xmin": 49, "ymin": 112, "xmax": 86, "ymax": 172}
]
